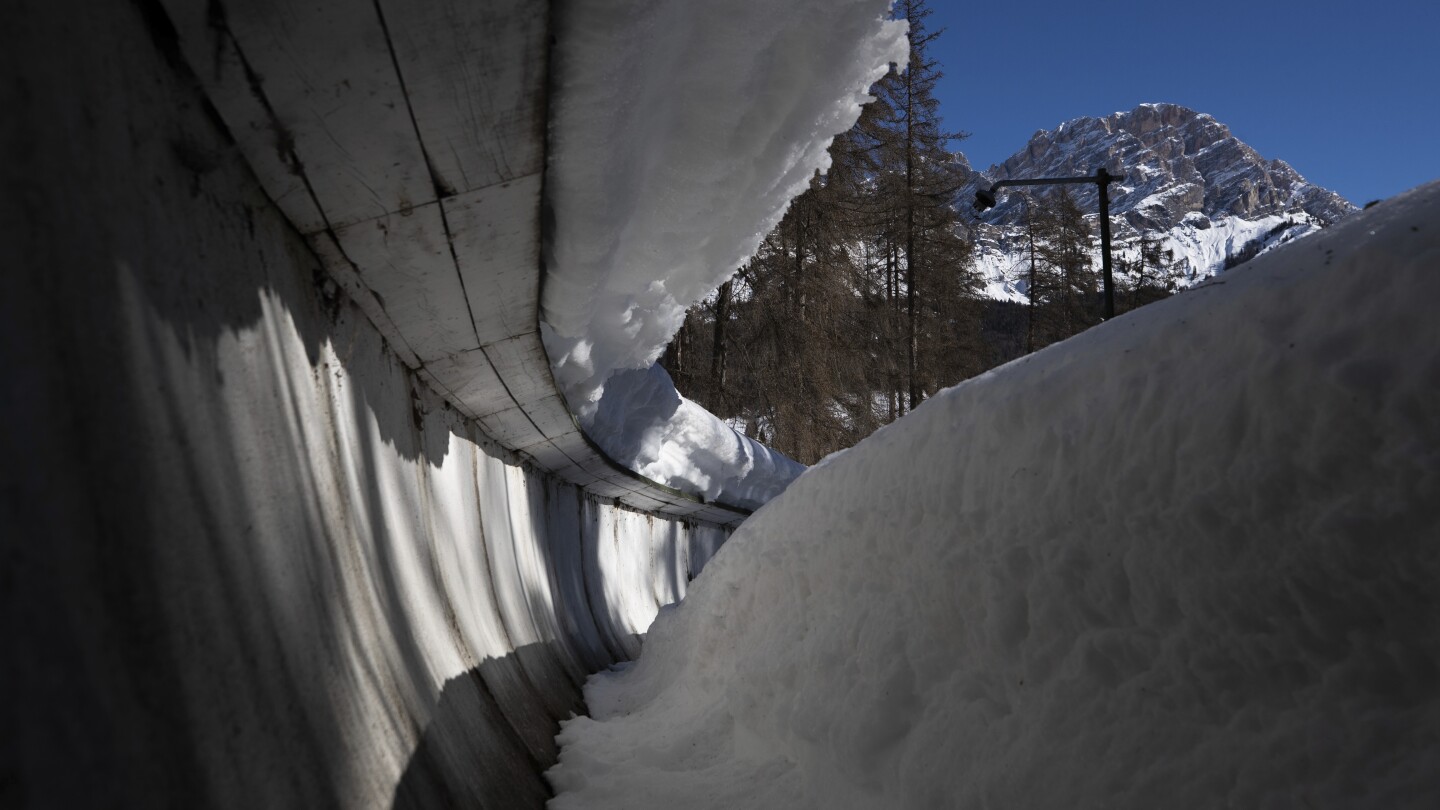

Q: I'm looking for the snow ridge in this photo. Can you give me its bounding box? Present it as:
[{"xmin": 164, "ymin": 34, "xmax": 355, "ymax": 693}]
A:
[{"xmin": 541, "ymin": 0, "xmax": 907, "ymax": 508}]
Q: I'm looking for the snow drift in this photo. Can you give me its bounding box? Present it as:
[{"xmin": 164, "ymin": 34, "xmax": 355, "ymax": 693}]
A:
[
  {"xmin": 541, "ymin": 0, "xmax": 907, "ymax": 508},
  {"xmin": 547, "ymin": 183, "xmax": 1440, "ymax": 807}
]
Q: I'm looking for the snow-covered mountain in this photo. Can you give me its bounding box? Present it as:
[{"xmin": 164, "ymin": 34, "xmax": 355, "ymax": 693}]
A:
[{"xmin": 963, "ymin": 103, "xmax": 1357, "ymax": 301}]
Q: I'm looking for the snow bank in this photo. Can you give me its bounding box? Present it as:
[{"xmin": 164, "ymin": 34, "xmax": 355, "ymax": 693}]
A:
[
  {"xmin": 590, "ymin": 365, "xmax": 804, "ymax": 510},
  {"xmin": 541, "ymin": 0, "xmax": 906, "ymax": 506},
  {"xmin": 548, "ymin": 183, "xmax": 1440, "ymax": 808}
]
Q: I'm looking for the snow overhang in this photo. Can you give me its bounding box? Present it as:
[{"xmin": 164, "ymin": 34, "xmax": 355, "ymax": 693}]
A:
[{"xmin": 539, "ymin": 0, "xmax": 906, "ymax": 510}]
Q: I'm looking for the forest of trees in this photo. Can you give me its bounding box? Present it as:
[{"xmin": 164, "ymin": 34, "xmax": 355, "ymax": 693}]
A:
[{"xmin": 659, "ymin": 0, "xmax": 1176, "ymax": 464}]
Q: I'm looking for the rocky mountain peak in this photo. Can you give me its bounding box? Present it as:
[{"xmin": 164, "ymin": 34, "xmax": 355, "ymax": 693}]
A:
[
  {"xmin": 963, "ymin": 104, "xmax": 1361, "ymax": 300},
  {"xmin": 969, "ymin": 103, "xmax": 1355, "ymax": 233}
]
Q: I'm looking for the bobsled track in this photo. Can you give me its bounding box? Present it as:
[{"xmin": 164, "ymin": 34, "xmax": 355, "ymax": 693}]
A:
[
  {"xmin": 3, "ymin": 1, "xmax": 744, "ymax": 807},
  {"xmin": 9, "ymin": 2, "xmax": 1439, "ymax": 809}
]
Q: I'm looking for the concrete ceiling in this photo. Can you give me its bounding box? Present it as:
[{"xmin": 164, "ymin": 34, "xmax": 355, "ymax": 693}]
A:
[{"xmin": 159, "ymin": 0, "xmax": 747, "ymax": 526}]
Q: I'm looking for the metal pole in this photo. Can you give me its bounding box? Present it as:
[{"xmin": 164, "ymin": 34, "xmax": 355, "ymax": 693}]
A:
[
  {"xmin": 1096, "ymin": 168, "xmax": 1116, "ymax": 319},
  {"xmin": 975, "ymin": 169, "xmax": 1124, "ymax": 319}
]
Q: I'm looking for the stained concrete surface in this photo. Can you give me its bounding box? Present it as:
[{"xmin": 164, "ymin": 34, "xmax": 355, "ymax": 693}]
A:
[{"xmin": 0, "ymin": 1, "xmax": 725, "ymax": 806}]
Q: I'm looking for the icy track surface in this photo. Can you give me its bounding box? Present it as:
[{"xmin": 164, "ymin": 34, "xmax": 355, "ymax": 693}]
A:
[
  {"xmin": 547, "ymin": 184, "xmax": 1440, "ymax": 808},
  {"xmin": 541, "ymin": 0, "xmax": 906, "ymax": 509}
]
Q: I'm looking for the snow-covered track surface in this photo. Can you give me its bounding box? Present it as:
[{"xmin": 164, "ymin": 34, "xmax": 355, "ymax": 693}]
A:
[
  {"xmin": 155, "ymin": 0, "xmax": 749, "ymax": 526},
  {"xmin": 549, "ymin": 183, "xmax": 1440, "ymax": 807}
]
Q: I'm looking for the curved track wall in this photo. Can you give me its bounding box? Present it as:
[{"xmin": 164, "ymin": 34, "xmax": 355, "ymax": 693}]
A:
[{"xmin": 2, "ymin": 2, "xmax": 726, "ymax": 806}]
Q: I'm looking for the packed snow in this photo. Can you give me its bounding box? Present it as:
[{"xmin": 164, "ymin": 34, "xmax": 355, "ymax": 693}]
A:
[
  {"xmin": 547, "ymin": 183, "xmax": 1440, "ymax": 807},
  {"xmin": 541, "ymin": 0, "xmax": 906, "ymax": 506},
  {"xmin": 587, "ymin": 365, "xmax": 805, "ymax": 511}
]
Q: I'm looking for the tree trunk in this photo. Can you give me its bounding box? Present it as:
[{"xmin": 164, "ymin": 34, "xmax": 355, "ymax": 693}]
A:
[
  {"xmin": 904, "ymin": 60, "xmax": 921, "ymax": 409},
  {"xmin": 711, "ymin": 279, "xmax": 732, "ymax": 394},
  {"xmin": 1026, "ymin": 204, "xmax": 1037, "ymax": 354}
]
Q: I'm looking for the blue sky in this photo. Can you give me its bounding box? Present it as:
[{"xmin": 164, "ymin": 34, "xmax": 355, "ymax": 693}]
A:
[{"xmin": 920, "ymin": 0, "xmax": 1440, "ymax": 205}]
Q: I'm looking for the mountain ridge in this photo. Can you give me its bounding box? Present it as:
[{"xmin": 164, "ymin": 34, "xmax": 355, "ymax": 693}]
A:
[
  {"xmin": 959, "ymin": 102, "xmax": 1358, "ymax": 299},
  {"xmin": 967, "ymin": 102, "xmax": 1354, "ymax": 229}
]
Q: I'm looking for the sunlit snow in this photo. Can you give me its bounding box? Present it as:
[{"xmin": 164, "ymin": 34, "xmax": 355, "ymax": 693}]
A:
[
  {"xmin": 541, "ymin": 0, "xmax": 907, "ymax": 508},
  {"xmin": 972, "ymin": 212, "xmax": 1324, "ymax": 305}
]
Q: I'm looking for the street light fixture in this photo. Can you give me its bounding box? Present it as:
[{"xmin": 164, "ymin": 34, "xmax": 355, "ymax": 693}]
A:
[{"xmin": 974, "ymin": 167, "xmax": 1124, "ymax": 319}]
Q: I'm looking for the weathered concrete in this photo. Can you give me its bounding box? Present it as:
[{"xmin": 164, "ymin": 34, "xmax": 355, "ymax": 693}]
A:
[
  {"xmin": 1, "ymin": 1, "xmax": 726, "ymax": 806},
  {"xmin": 152, "ymin": 0, "xmax": 750, "ymax": 525}
]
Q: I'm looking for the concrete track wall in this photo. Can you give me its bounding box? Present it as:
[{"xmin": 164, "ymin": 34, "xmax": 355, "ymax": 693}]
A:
[{"xmin": 1, "ymin": 2, "xmax": 726, "ymax": 806}]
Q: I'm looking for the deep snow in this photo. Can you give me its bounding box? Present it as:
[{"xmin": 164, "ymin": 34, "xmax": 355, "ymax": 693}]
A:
[
  {"xmin": 547, "ymin": 183, "xmax": 1440, "ymax": 807},
  {"xmin": 541, "ymin": 0, "xmax": 906, "ymax": 507},
  {"xmin": 587, "ymin": 365, "xmax": 806, "ymax": 510}
]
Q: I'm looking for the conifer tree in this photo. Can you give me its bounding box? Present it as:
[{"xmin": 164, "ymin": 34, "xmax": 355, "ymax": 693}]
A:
[
  {"xmin": 661, "ymin": 0, "xmax": 984, "ymax": 462},
  {"xmin": 866, "ymin": 0, "xmax": 979, "ymax": 408},
  {"xmin": 1030, "ymin": 186, "xmax": 1098, "ymax": 342},
  {"xmin": 1119, "ymin": 233, "xmax": 1180, "ymax": 313}
]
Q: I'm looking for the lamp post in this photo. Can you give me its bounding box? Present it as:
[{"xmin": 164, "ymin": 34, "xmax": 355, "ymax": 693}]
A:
[{"xmin": 974, "ymin": 168, "xmax": 1124, "ymax": 319}]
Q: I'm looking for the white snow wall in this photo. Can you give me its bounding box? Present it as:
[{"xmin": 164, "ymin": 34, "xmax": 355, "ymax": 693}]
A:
[{"xmin": 0, "ymin": 2, "xmax": 727, "ymax": 807}]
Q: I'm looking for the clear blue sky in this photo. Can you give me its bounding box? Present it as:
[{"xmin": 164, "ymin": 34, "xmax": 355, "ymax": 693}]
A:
[{"xmin": 922, "ymin": 0, "xmax": 1440, "ymax": 205}]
